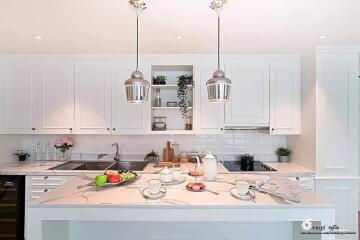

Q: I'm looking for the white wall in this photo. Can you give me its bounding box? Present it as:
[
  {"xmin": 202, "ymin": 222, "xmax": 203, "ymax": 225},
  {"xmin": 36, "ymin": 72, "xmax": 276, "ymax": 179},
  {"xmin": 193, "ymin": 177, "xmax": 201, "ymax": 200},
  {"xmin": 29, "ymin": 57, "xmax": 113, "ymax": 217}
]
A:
[
  {"xmin": 287, "ymin": 51, "xmax": 316, "ymax": 171},
  {"xmin": 0, "ymin": 135, "xmax": 22, "ymax": 163},
  {"xmin": 19, "ymin": 130, "xmax": 286, "ymax": 162}
]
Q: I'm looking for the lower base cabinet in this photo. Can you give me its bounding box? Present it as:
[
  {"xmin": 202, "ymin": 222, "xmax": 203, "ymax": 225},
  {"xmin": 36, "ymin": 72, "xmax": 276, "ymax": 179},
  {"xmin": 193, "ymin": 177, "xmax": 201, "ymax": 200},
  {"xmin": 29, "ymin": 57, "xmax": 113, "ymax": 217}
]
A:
[{"xmin": 316, "ymin": 179, "xmax": 358, "ymax": 240}]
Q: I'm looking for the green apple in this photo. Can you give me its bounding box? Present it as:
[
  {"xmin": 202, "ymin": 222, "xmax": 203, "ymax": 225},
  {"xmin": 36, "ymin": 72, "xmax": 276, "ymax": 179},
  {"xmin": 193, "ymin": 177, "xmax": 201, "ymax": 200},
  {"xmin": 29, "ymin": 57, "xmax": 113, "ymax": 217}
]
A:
[{"xmin": 95, "ymin": 175, "xmax": 107, "ymax": 187}]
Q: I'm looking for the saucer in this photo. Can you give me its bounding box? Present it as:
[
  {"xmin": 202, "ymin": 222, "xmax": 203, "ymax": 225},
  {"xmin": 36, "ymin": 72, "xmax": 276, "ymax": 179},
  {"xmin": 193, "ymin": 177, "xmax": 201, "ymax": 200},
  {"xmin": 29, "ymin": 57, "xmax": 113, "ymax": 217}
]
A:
[
  {"xmin": 161, "ymin": 175, "xmax": 186, "ymax": 186},
  {"xmin": 229, "ymin": 187, "xmax": 255, "ymax": 201},
  {"xmin": 142, "ymin": 187, "xmax": 166, "ymax": 200}
]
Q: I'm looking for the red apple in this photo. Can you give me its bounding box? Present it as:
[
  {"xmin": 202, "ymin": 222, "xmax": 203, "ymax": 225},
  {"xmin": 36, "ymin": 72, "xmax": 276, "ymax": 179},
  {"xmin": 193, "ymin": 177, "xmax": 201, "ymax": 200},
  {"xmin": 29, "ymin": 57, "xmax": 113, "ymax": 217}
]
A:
[{"xmin": 107, "ymin": 174, "xmax": 121, "ymax": 183}]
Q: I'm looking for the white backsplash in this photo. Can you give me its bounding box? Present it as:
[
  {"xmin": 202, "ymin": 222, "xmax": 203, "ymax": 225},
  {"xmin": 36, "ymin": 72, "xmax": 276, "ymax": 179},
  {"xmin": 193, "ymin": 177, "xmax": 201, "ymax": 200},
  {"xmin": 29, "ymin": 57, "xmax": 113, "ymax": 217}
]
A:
[{"xmin": 20, "ymin": 130, "xmax": 286, "ymax": 162}]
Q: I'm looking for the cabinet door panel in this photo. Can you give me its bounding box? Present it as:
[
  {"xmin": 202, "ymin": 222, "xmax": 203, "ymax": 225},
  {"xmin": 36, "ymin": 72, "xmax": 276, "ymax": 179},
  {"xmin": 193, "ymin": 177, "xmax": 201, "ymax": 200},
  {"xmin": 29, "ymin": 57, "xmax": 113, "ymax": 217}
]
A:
[
  {"xmin": 0, "ymin": 61, "xmax": 37, "ymax": 134},
  {"xmin": 75, "ymin": 62, "xmax": 112, "ymax": 134},
  {"xmin": 112, "ymin": 63, "xmax": 149, "ymax": 135},
  {"xmin": 270, "ymin": 61, "xmax": 301, "ymax": 135},
  {"xmin": 316, "ymin": 53, "xmax": 359, "ymax": 176},
  {"xmin": 38, "ymin": 62, "xmax": 75, "ymax": 134},
  {"xmin": 194, "ymin": 63, "xmax": 224, "ymax": 134},
  {"xmin": 224, "ymin": 62, "xmax": 269, "ymax": 127}
]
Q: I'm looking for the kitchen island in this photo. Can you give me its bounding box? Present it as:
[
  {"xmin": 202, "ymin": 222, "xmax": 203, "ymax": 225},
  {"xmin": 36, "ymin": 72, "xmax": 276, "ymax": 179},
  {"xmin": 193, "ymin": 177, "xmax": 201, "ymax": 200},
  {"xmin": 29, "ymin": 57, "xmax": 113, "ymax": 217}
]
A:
[{"xmin": 27, "ymin": 173, "xmax": 335, "ymax": 240}]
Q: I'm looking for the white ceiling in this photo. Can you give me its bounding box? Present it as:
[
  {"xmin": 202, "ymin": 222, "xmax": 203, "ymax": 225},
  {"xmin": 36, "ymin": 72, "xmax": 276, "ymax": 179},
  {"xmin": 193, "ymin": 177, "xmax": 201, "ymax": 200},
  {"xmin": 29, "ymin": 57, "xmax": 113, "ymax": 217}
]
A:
[{"xmin": 0, "ymin": 0, "xmax": 359, "ymax": 54}]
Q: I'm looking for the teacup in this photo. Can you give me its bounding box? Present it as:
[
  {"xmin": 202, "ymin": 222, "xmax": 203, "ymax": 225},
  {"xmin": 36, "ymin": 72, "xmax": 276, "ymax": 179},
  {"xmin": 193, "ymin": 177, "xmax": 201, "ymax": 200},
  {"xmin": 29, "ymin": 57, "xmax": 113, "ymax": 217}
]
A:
[
  {"xmin": 235, "ymin": 180, "xmax": 250, "ymax": 196},
  {"xmin": 148, "ymin": 179, "xmax": 162, "ymax": 195}
]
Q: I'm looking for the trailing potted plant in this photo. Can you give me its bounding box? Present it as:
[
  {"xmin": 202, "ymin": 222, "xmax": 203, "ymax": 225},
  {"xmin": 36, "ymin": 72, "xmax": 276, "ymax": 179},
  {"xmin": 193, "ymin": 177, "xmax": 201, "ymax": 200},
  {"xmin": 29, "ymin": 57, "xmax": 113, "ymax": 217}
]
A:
[
  {"xmin": 177, "ymin": 74, "xmax": 193, "ymax": 118},
  {"xmin": 14, "ymin": 150, "xmax": 30, "ymax": 162},
  {"xmin": 276, "ymin": 147, "xmax": 291, "ymax": 163},
  {"xmin": 152, "ymin": 75, "xmax": 167, "ymax": 85}
]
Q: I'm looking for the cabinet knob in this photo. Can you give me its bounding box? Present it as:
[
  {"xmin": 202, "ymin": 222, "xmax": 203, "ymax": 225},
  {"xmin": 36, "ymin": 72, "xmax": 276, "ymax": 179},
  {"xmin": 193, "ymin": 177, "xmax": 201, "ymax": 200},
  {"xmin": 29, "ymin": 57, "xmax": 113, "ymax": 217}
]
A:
[
  {"xmin": 32, "ymin": 128, "xmax": 36, "ymax": 131},
  {"xmin": 107, "ymin": 128, "xmax": 110, "ymax": 131},
  {"xmin": 112, "ymin": 128, "xmax": 116, "ymax": 131},
  {"xmin": 220, "ymin": 128, "xmax": 224, "ymax": 131},
  {"xmin": 69, "ymin": 128, "xmax": 73, "ymax": 131},
  {"xmin": 271, "ymin": 128, "xmax": 275, "ymax": 131},
  {"xmin": 44, "ymin": 188, "xmax": 48, "ymax": 193},
  {"xmin": 44, "ymin": 176, "xmax": 48, "ymax": 179}
]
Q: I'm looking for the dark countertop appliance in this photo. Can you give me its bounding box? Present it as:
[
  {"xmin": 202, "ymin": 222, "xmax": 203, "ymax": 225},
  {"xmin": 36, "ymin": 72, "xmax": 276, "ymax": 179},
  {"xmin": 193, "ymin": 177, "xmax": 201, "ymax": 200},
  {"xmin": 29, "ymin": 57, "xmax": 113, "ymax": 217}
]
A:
[{"xmin": 223, "ymin": 154, "xmax": 276, "ymax": 172}]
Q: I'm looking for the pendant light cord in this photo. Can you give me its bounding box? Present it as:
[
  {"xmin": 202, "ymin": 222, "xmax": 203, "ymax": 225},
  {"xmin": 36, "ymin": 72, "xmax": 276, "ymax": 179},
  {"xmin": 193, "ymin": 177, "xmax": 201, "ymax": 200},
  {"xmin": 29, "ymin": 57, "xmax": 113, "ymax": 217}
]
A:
[
  {"xmin": 217, "ymin": 13, "xmax": 220, "ymax": 70},
  {"xmin": 136, "ymin": 15, "xmax": 139, "ymax": 71}
]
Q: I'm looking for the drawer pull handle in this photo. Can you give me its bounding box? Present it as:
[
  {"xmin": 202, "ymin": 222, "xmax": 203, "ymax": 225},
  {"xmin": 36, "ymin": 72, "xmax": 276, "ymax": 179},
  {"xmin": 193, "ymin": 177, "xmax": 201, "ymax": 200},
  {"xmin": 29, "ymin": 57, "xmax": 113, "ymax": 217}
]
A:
[
  {"xmin": 44, "ymin": 176, "xmax": 48, "ymax": 179},
  {"xmin": 44, "ymin": 189, "xmax": 48, "ymax": 193}
]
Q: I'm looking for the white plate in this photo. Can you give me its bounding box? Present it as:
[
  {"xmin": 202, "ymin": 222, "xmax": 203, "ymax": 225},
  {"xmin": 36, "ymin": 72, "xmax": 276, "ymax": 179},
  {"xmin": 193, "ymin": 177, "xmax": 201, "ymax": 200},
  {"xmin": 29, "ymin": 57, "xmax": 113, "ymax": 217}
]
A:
[
  {"xmin": 142, "ymin": 187, "xmax": 166, "ymax": 199},
  {"xmin": 161, "ymin": 175, "xmax": 186, "ymax": 186},
  {"xmin": 229, "ymin": 187, "xmax": 255, "ymax": 201}
]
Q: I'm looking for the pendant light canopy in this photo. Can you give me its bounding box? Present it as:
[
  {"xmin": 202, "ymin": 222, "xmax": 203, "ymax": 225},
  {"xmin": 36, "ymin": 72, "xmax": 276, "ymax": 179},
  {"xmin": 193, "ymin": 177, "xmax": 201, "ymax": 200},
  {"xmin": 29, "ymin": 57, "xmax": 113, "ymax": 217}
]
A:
[
  {"xmin": 125, "ymin": 0, "xmax": 150, "ymax": 104},
  {"xmin": 206, "ymin": 0, "xmax": 231, "ymax": 103}
]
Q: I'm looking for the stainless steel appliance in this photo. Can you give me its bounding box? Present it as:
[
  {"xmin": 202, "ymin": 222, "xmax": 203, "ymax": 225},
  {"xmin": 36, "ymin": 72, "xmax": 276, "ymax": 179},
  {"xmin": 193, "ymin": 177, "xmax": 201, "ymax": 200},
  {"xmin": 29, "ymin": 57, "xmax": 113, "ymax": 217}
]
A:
[
  {"xmin": 223, "ymin": 155, "xmax": 276, "ymax": 172},
  {"xmin": 0, "ymin": 175, "xmax": 25, "ymax": 240}
]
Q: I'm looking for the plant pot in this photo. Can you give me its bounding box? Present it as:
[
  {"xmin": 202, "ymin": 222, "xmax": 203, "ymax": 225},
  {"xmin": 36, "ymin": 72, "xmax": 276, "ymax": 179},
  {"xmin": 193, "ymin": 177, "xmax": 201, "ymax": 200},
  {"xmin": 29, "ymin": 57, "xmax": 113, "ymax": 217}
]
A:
[
  {"xmin": 18, "ymin": 155, "xmax": 27, "ymax": 162},
  {"xmin": 278, "ymin": 155, "xmax": 290, "ymax": 163}
]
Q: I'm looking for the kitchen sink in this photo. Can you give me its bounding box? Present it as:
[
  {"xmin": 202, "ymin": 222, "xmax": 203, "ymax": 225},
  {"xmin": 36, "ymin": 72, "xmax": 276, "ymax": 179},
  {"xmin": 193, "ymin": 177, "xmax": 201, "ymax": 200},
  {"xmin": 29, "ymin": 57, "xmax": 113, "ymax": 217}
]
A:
[
  {"xmin": 107, "ymin": 161, "xmax": 148, "ymax": 171},
  {"xmin": 48, "ymin": 161, "xmax": 148, "ymax": 171}
]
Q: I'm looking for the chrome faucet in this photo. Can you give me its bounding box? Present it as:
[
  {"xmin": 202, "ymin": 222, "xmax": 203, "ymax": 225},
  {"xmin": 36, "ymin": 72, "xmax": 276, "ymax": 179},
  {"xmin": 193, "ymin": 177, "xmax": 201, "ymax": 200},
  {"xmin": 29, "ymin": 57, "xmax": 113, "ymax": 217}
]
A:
[{"xmin": 111, "ymin": 143, "xmax": 120, "ymax": 162}]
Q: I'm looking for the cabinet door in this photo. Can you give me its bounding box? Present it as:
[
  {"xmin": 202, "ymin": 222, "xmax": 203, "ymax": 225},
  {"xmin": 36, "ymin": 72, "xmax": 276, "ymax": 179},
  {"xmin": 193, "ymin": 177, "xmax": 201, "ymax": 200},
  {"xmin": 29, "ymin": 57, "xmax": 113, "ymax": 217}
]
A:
[
  {"xmin": 269, "ymin": 61, "xmax": 301, "ymax": 135},
  {"xmin": 38, "ymin": 62, "xmax": 75, "ymax": 134},
  {"xmin": 316, "ymin": 53, "xmax": 359, "ymax": 177},
  {"xmin": 0, "ymin": 61, "xmax": 37, "ymax": 134},
  {"xmin": 194, "ymin": 62, "xmax": 224, "ymax": 134},
  {"xmin": 224, "ymin": 61, "xmax": 270, "ymax": 127},
  {"xmin": 75, "ymin": 62, "xmax": 112, "ymax": 134},
  {"xmin": 112, "ymin": 62, "xmax": 150, "ymax": 135},
  {"xmin": 316, "ymin": 179, "xmax": 358, "ymax": 239}
]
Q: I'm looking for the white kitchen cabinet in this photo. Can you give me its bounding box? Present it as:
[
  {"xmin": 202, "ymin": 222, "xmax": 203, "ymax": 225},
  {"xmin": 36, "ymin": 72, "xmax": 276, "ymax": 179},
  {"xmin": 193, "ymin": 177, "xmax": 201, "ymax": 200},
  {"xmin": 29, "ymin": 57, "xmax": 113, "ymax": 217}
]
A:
[
  {"xmin": 316, "ymin": 53, "xmax": 359, "ymax": 177},
  {"xmin": 112, "ymin": 62, "xmax": 150, "ymax": 135},
  {"xmin": 269, "ymin": 61, "xmax": 301, "ymax": 135},
  {"xmin": 0, "ymin": 61, "xmax": 38, "ymax": 134},
  {"xmin": 38, "ymin": 62, "xmax": 75, "ymax": 134},
  {"xmin": 194, "ymin": 62, "xmax": 225, "ymax": 134},
  {"xmin": 75, "ymin": 62, "xmax": 112, "ymax": 134},
  {"xmin": 316, "ymin": 179, "xmax": 358, "ymax": 239},
  {"xmin": 224, "ymin": 61, "xmax": 270, "ymax": 127}
]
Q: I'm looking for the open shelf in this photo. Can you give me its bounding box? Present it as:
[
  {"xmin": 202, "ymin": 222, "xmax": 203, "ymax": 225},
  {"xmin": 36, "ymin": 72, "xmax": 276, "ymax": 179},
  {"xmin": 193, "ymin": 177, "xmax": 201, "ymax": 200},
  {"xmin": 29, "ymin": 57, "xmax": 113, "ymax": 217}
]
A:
[{"xmin": 151, "ymin": 65, "xmax": 194, "ymax": 133}]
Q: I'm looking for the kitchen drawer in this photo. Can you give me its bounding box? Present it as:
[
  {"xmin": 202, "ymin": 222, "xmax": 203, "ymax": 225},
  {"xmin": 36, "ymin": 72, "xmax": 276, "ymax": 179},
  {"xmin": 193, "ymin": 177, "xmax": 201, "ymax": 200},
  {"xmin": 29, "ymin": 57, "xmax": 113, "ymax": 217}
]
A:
[
  {"xmin": 287, "ymin": 177, "xmax": 314, "ymax": 191},
  {"xmin": 27, "ymin": 176, "xmax": 68, "ymax": 187},
  {"xmin": 29, "ymin": 188, "xmax": 52, "ymax": 200}
]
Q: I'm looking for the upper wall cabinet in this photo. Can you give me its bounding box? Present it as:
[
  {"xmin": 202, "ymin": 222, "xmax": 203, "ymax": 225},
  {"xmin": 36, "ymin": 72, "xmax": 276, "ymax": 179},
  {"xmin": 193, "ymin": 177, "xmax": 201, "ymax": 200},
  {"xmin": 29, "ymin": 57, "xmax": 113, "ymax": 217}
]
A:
[
  {"xmin": 194, "ymin": 62, "xmax": 225, "ymax": 134},
  {"xmin": 316, "ymin": 53, "xmax": 359, "ymax": 177},
  {"xmin": 38, "ymin": 62, "xmax": 75, "ymax": 134},
  {"xmin": 269, "ymin": 61, "xmax": 301, "ymax": 135},
  {"xmin": 74, "ymin": 62, "xmax": 112, "ymax": 134},
  {"xmin": 112, "ymin": 62, "xmax": 150, "ymax": 135},
  {"xmin": 0, "ymin": 61, "xmax": 38, "ymax": 134},
  {"xmin": 224, "ymin": 61, "xmax": 270, "ymax": 127}
]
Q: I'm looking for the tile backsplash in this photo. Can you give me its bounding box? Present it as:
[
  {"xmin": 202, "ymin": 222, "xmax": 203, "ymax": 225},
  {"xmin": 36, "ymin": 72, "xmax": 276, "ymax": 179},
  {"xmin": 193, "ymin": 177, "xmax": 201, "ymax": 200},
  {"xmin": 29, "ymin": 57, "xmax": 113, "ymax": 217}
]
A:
[{"xmin": 21, "ymin": 130, "xmax": 286, "ymax": 162}]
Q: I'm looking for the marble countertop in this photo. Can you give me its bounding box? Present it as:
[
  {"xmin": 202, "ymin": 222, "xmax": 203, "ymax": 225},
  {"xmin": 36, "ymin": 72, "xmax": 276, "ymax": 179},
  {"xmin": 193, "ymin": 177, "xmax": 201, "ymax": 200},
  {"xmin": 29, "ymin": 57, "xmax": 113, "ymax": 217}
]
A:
[
  {"xmin": 0, "ymin": 160, "xmax": 314, "ymax": 176},
  {"xmin": 30, "ymin": 173, "xmax": 328, "ymax": 208}
]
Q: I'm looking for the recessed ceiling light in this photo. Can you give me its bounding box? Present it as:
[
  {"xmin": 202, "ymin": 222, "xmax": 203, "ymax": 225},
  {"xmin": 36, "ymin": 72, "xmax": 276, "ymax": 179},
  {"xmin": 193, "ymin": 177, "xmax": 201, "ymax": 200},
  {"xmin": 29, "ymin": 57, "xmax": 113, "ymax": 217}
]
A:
[
  {"xmin": 33, "ymin": 35, "xmax": 43, "ymax": 40},
  {"xmin": 319, "ymin": 35, "xmax": 328, "ymax": 40},
  {"xmin": 175, "ymin": 35, "xmax": 183, "ymax": 39}
]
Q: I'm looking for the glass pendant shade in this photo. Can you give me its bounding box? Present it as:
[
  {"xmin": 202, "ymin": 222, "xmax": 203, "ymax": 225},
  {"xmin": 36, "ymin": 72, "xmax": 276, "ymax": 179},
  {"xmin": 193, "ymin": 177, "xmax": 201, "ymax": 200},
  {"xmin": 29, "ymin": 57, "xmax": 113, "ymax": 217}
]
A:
[
  {"xmin": 125, "ymin": 70, "xmax": 150, "ymax": 103},
  {"xmin": 206, "ymin": 70, "xmax": 231, "ymax": 102}
]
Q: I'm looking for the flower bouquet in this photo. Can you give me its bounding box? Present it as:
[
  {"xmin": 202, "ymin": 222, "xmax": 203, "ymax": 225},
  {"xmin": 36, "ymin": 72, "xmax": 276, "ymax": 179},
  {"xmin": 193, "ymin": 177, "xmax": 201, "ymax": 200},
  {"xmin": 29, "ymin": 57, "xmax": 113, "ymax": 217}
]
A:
[{"xmin": 54, "ymin": 137, "xmax": 74, "ymax": 160}]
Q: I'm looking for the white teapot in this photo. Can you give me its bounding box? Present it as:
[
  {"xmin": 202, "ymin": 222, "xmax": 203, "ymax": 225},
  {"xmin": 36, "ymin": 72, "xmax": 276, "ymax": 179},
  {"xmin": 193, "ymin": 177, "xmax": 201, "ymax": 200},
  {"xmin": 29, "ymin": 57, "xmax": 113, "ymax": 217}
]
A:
[
  {"xmin": 202, "ymin": 151, "xmax": 218, "ymax": 181},
  {"xmin": 160, "ymin": 167, "xmax": 173, "ymax": 183}
]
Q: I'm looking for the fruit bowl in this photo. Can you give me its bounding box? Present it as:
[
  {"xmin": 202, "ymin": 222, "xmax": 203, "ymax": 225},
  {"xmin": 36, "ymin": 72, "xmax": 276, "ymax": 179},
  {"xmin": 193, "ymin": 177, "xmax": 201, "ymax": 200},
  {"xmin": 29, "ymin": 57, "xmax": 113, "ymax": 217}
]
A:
[{"xmin": 95, "ymin": 170, "xmax": 138, "ymax": 188}]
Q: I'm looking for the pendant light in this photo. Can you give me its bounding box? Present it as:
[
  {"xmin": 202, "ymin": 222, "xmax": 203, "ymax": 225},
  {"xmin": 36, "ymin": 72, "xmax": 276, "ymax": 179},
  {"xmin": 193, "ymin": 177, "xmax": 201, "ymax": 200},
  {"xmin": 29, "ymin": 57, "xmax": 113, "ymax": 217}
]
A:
[
  {"xmin": 125, "ymin": 0, "xmax": 150, "ymax": 103},
  {"xmin": 206, "ymin": 0, "xmax": 231, "ymax": 102}
]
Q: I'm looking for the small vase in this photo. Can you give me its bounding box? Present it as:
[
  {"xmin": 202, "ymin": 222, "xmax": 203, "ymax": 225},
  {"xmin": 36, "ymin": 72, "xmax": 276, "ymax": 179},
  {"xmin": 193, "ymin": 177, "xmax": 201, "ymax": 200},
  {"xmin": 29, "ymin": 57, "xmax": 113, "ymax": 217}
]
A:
[
  {"xmin": 278, "ymin": 155, "xmax": 290, "ymax": 163},
  {"xmin": 59, "ymin": 150, "xmax": 70, "ymax": 161}
]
